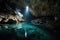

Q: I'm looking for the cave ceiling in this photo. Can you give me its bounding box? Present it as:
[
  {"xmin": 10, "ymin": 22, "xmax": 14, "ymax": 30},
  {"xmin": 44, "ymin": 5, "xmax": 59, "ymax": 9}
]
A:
[{"xmin": 0, "ymin": 0, "xmax": 60, "ymax": 17}]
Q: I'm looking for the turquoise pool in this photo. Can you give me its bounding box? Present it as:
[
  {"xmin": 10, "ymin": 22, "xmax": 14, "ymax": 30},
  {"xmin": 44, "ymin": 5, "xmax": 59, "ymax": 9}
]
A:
[{"xmin": 0, "ymin": 22, "xmax": 53, "ymax": 40}]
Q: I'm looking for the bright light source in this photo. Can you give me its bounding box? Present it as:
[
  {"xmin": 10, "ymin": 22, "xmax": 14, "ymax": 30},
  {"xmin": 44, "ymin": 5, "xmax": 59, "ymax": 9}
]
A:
[
  {"xmin": 26, "ymin": 6, "xmax": 29, "ymax": 11},
  {"xmin": 26, "ymin": 6, "xmax": 29, "ymax": 13}
]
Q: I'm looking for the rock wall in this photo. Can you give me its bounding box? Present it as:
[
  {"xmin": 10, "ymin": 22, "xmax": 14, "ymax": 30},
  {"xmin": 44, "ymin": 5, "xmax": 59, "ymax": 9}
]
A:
[{"xmin": 0, "ymin": 13, "xmax": 24, "ymax": 24}]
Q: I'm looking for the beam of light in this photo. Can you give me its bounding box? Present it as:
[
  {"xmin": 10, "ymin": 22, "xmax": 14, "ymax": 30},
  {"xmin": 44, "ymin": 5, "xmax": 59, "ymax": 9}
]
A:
[
  {"xmin": 26, "ymin": 6, "xmax": 29, "ymax": 13},
  {"xmin": 26, "ymin": 6, "xmax": 29, "ymax": 11}
]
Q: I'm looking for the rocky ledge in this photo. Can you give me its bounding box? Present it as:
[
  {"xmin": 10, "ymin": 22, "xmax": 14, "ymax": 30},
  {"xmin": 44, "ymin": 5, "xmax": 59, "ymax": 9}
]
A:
[{"xmin": 0, "ymin": 14, "xmax": 24, "ymax": 24}]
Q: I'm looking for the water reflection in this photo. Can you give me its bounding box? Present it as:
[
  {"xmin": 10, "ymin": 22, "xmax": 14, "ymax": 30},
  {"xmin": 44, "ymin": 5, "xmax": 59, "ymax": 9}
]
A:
[{"xmin": 0, "ymin": 22, "xmax": 52, "ymax": 40}]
